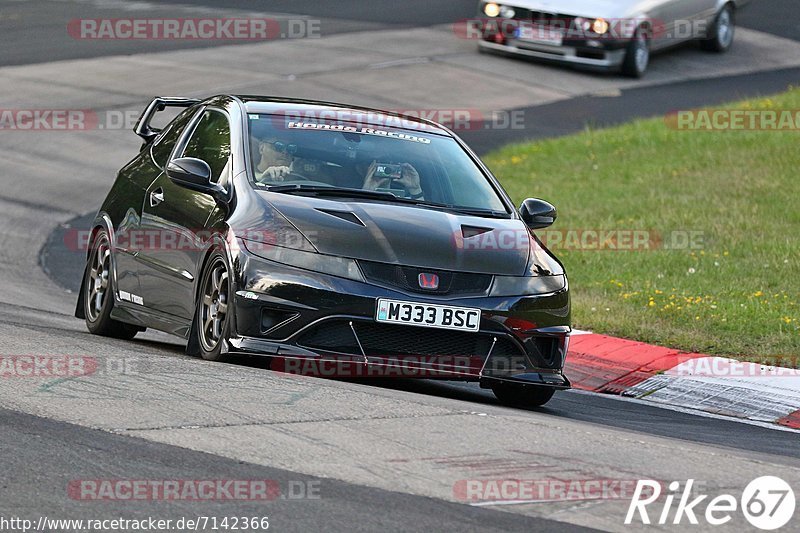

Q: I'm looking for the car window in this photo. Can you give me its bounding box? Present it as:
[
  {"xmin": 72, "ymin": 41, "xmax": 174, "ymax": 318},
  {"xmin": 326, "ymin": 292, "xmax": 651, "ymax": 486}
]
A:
[
  {"xmin": 150, "ymin": 107, "xmax": 198, "ymax": 168},
  {"xmin": 181, "ymin": 109, "xmax": 232, "ymax": 184},
  {"xmin": 247, "ymin": 115, "xmax": 507, "ymax": 212}
]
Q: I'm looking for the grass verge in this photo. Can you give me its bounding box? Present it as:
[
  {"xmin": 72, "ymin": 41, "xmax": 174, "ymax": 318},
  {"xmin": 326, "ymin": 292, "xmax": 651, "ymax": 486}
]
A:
[{"xmin": 484, "ymin": 89, "xmax": 800, "ymax": 361}]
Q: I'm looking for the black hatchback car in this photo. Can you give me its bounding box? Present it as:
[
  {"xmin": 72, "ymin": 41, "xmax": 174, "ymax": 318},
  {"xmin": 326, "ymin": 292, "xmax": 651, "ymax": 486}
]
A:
[{"xmin": 76, "ymin": 95, "xmax": 571, "ymax": 407}]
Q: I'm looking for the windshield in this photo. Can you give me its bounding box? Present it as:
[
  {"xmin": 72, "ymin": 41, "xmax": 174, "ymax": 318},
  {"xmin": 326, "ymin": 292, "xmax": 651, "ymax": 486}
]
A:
[{"xmin": 247, "ymin": 113, "xmax": 508, "ymax": 213}]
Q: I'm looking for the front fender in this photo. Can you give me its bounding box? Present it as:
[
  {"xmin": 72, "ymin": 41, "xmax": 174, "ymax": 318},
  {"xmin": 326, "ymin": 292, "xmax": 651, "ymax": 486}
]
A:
[{"xmin": 74, "ymin": 213, "xmax": 115, "ymax": 319}]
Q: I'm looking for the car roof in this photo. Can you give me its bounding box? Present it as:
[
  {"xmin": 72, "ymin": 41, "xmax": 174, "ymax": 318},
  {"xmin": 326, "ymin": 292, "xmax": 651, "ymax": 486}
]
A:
[{"xmin": 235, "ymin": 96, "xmax": 453, "ymax": 136}]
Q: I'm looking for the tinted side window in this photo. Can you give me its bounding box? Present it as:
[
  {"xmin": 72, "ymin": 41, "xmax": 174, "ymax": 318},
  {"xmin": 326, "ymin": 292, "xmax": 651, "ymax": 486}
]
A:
[
  {"xmin": 150, "ymin": 107, "xmax": 198, "ymax": 168},
  {"xmin": 180, "ymin": 110, "xmax": 231, "ymax": 183}
]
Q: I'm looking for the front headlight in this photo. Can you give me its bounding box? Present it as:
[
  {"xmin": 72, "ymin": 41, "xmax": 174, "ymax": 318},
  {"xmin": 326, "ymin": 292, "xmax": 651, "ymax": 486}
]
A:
[
  {"xmin": 489, "ymin": 274, "xmax": 566, "ymax": 297},
  {"xmin": 483, "ymin": 2, "xmax": 501, "ymax": 17},
  {"xmin": 499, "ymin": 5, "xmax": 516, "ymax": 18},
  {"xmin": 241, "ymin": 239, "xmax": 365, "ymax": 282},
  {"xmin": 591, "ymin": 18, "xmax": 610, "ymax": 35}
]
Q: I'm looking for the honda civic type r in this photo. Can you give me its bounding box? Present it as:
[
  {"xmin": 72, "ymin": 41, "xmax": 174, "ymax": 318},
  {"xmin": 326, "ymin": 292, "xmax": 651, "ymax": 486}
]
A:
[{"xmin": 76, "ymin": 95, "xmax": 571, "ymax": 407}]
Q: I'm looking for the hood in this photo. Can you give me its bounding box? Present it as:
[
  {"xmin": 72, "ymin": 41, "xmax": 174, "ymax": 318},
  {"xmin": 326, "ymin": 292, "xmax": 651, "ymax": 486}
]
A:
[
  {"xmin": 503, "ymin": 0, "xmax": 644, "ymax": 18},
  {"xmin": 256, "ymin": 192, "xmax": 536, "ymax": 276}
]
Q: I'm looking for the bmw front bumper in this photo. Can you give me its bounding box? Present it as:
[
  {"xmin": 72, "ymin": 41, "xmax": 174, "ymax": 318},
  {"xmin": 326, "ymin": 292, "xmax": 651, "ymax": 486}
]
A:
[{"xmin": 478, "ymin": 38, "xmax": 627, "ymax": 70}]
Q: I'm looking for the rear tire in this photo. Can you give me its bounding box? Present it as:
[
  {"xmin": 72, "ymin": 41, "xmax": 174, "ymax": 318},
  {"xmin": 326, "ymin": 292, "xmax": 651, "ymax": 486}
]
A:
[
  {"xmin": 621, "ymin": 29, "xmax": 650, "ymax": 78},
  {"xmin": 492, "ymin": 383, "xmax": 556, "ymax": 408},
  {"xmin": 700, "ymin": 4, "xmax": 735, "ymax": 52},
  {"xmin": 82, "ymin": 230, "xmax": 139, "ymax": 340},
  {"xmin": 193, "ymin": 251, "xmax": 233, "ymax": 362}
]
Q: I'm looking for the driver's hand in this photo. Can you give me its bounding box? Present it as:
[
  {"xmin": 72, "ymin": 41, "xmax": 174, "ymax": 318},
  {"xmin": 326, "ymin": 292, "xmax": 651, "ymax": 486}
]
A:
[
  {"xmin": 363, "ymin": 160, "xmax": 390, "ymax": 190},
  {"xmin": 260, "ymin": 166, "xmax": 291, "ymax": 182},
  {"xmin": 397, "ymin": 163, "xmax": 421, "ymax": 191}
]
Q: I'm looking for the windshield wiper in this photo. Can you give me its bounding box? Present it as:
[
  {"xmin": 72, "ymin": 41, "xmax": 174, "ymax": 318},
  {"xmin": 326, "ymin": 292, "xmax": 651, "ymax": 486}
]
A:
[
  {"xmin": 265, "ymin": 184, "xmax": 510, "ymax": 218},
  {"xmin": 265, "ymin": 184, "xmax": 400, "ymax": 201},
  {"xmin": 439, "ymin": 206, "xmax": 508, "ymax": 218},
  {"xmin": 411, "ymin": 201, "xmax": 509, "ymax": 218}
]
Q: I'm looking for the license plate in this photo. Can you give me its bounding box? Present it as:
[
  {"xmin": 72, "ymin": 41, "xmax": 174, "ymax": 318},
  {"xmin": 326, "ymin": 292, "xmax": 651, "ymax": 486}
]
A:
[
  {"xmin": 376, "ymin": 299, "xmax": 480, "ymax": 332},
  {"xmin": 516, "ymin": 25, "xmax": 563, "ymax": 46}
]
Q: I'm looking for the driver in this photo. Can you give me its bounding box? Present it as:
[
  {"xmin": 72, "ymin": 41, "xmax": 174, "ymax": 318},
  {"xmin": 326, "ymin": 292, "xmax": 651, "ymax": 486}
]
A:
[
  {"xmin": 362, "ymin": 160, "xmax": 425, "ymax": 200},
  {"xmin": 254, "ymin": 137, "xmax": 295, "ymax": 183}
]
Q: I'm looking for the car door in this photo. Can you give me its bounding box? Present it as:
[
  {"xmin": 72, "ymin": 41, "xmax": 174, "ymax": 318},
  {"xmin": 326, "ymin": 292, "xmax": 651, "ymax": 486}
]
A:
[
  {"xmin": 136, "ymin": 108, "xmax": 232, "ymax": 320},
  {"xmin": 657, "ymin": 0, "xmax": 714, "ymax": 45},
  {"xmin": 110, "ymin": 106, "xmax": 199, "ymax": 305}
]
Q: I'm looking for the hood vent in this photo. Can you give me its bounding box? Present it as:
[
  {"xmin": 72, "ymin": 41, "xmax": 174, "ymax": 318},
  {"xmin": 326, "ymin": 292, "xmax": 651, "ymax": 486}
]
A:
[
  {"xmin": 315, "ymin": 209, "xmax": 365, "ymax": 227},
  {"xmin": 461, "ymin": 225, "xmax": 493, "ymax": 239}
]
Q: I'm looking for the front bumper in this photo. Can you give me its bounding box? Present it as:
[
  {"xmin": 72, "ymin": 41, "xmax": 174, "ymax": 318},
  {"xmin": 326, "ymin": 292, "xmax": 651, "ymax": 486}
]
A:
[
  {"xmin": 479, "ymin": 38, "xmax": 627, "ymax": 69},
  {"xmin": 227, "ymin": 244, "xmax": 571, "ymax": 389}
]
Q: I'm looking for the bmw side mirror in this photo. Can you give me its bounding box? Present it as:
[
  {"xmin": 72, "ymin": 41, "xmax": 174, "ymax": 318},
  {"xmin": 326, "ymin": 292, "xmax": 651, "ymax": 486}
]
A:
[
  {"xmin": 166, "ymin": 157, "xmax": 226, "ymax": 201},
  {"xmin": 519, "ymin": 198, "xmax": 557, "ymax": 229}
]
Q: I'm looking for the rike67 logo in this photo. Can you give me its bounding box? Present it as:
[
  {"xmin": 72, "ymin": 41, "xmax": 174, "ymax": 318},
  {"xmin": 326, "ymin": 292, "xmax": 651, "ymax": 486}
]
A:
[{"xmin": 626, "ymin": 476, "xmax": 795, "ymax": 530}]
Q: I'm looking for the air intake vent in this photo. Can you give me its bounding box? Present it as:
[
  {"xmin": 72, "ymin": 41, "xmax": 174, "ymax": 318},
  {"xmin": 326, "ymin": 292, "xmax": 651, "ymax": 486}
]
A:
[
  {"xmin": 315, "ymin": 209, "xmax": 365, "ymax": 226},
  {"xmin": 297, "ymin": 319, "xmax": 525, "ymax": 361},
  {"xmin": 358, "ymin": 260, "xmax": 492, "ymax": 296},
  {"xmin": 461, "ymin": 225, "xmax": 493, "ymax": 239}
]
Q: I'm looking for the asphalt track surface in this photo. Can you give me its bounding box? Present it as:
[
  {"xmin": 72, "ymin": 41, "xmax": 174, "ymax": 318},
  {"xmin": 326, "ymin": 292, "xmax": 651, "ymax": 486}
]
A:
[
  {"xmin": 4, "ymin": 1, "xmax": 800, "ymax": 531},
  {"xmin": 2, "ymin": 407, "xmax": 592, "ymax": 533},
  {"xmin": 0, "ymin": 0, "xmax": 797, "ymax": 66}
]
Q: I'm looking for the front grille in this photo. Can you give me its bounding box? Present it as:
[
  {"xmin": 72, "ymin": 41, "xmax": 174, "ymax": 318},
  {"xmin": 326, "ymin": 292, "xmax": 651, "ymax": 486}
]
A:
[
  {"xmin": 513, "ymin": 9, "xmax": 577, "ymax": 29},
  {"xmin": 532, "ymin": 12, "xmax": 575, "ymax": 27},
  {"xmin": 297, "ymin": 319, "xmax": 524, "ymax": 359},
  {"xmin": 358, "ymin": 260, "xmax": 492, "ymax": 296}
]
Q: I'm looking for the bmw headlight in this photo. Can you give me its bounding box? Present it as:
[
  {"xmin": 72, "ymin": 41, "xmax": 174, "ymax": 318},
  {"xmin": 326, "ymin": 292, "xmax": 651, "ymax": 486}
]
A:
[
  {"xmin": 483, "ymin": 2, "xmax": 501, "ymax": 17},
  {"xmin": 241, "ymin": 239, "xmax": 365, "ymax": 282},
  {"xmin": 499, "ymin": 5, "xmax": 516, "ymax": 18},
  {"xmin": 489, "ymin": 274, "xmax": 566, "ymax": 297},
  {"xmin": 591, "ymin": 18, "xmax": 610, "ymax": 35}
]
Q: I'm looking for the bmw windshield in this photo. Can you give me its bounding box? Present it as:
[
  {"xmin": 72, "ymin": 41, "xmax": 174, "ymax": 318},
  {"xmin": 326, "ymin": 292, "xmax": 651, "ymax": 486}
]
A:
[{"xmin": 247, "ymin": 113, "xmax": 509, "ymax": 214}]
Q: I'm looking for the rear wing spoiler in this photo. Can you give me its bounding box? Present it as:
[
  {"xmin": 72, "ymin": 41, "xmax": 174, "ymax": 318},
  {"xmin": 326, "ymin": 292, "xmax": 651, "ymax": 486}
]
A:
[{"xmin": 133, "ymin": 96, "xmax": 201, "ymax": 143}]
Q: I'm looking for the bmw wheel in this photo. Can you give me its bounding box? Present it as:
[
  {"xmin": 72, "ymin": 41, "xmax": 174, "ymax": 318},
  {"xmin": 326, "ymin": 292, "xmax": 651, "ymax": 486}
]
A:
[
  {"xmin": 194, "ymin": 251, "xmax": 232, "ymax": 361},
  {"xmin": 82, "ymin": 230, "xmax": 139, "ymax": 339},
  {"xmin": 621, "ymin": 29, "xmax": 650, "ymax": 78},
  {"xmin": 701, "ymin": 4, "xmax": 735, "ymax": 52}
]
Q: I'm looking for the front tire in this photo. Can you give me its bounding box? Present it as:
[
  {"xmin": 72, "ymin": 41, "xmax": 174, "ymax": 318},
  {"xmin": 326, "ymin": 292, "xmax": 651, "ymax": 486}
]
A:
[
  {"xmin": 194, "ymin": 251, "xmax": 232, "ymax": 362},
  {"xmin": 700, "ymin": 4, "xmax": 735, "ymax": 52},
  {"xmin": 82, "ymin": 230, "xmax": 139, "ymax": 339},
  {"xmin": 621, "ymin": 29, "xmax": 650, "ymax": 78},
  {"xmin": 492, "ymin": 382, "xmax": 556, "ymax": 408}
]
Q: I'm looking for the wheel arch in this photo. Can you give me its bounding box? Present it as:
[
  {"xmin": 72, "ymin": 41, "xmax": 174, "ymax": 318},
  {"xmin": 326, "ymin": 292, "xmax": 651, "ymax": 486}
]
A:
[
  {"xmin": 186, "ymin": 228, "xmax": 238, "ymax": 355},
  {"xmin": 74, "ymin": 213, "xmax": 116, "ymax": 319},
  {"xmin": 715, "ymin": 0, "xmax": 737, "ymax": 13}
]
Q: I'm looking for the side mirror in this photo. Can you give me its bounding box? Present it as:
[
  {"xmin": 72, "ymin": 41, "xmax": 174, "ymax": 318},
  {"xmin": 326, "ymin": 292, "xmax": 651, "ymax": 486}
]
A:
[
  {"xmin": 166, "ymin": 157, "xmax": 226, "ymax": 201},
  {"xmin": 519, "ymin": 198, "xmax": 557, "ymax": 229}
]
